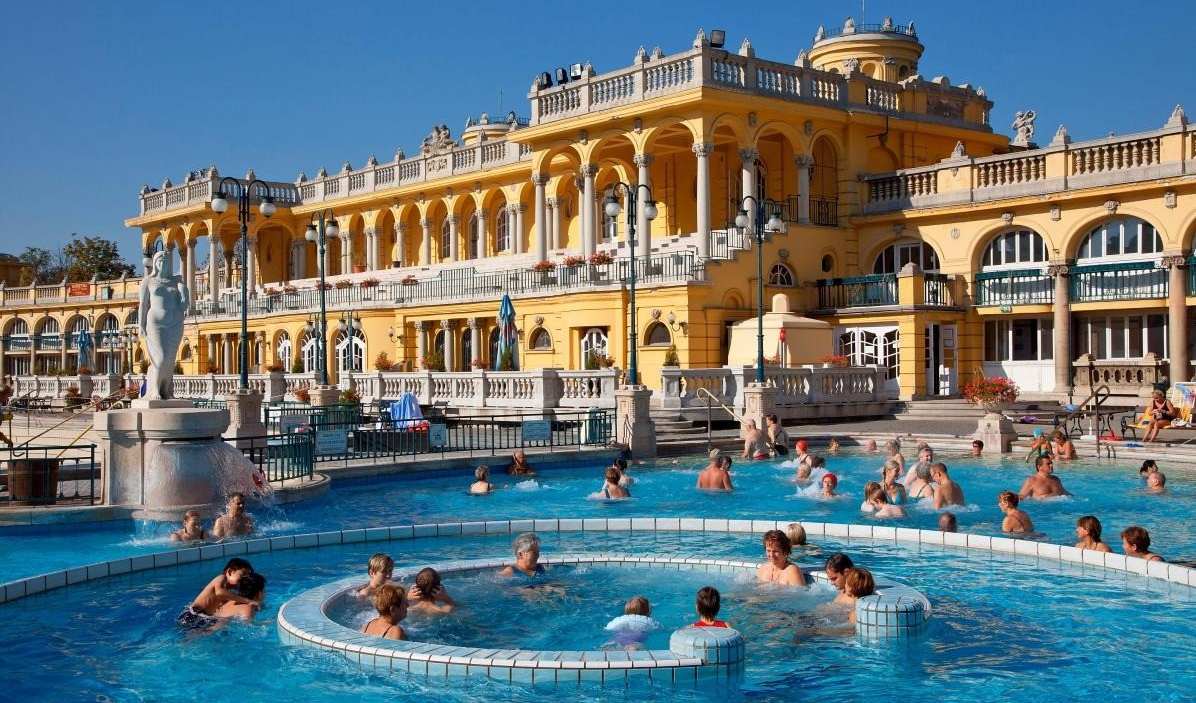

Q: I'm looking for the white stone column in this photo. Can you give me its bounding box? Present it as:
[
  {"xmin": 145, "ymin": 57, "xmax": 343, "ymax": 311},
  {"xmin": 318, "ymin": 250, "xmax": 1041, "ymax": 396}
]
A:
[
  {"xmin": 363, "ymin": 227, "xmax": 375, "ymax": 271},
  {"xmin": 448, "ymin": 215, "xmax": 460, "ymax": 263},
  {"xmin": 395, "ymin": 222, "xmax": 407, "ymax": 267},
  {"xmin": 184, "ymin": 239, "xmax": 196, "ymax": 306},
  {"xmin": 208, "ymin": 234, "xmax": 220, "ymax": 302},
  {"xmin": 1048, "ymin": 262, "xmax": 1072, "ymax": 393},
  {"xmin": 441, "ymin": 320, "xmax": 455, "ymax": 372},
  {"xmin": 222, "ymin": 334, "xmax": 233, "ymax": 372},
  {"xmin": 693, "ymin": 142, "xmax": 712, "ymax": 259},
  {"xmin": 476, "ymin": 210, "xmax": 489, "ymax": 261},
  {"xmin": 796, "ymin": 154, "xmax": 814, "ymax": 224},
  {"xmin": 413, "ymin": 321, "xmax": 426, "ymax": 367},
  {"xmin": 420, "ymin": 219, "xmax": 432, "ymax": 265},
  {"xmin": 245, "ymin": 237, "xmax": 258, "ymax": 295},
  {"xmin": 739, "ymin": 147, "xmax": 758, "ymax": 232},
  {"xmin": 514, "ymin": 204, "xmax": 526, "ymax": 255},
  {"xmin": 634, "ymin": 153, "xmax": 654, "ymax": 259},
  {"xmin": 467, "ymin": 317, "xmax": 481, "ymax": 366},
  {"xmin": 505, "ymin": 206, "xmax": 517, "ymax": 253},
  {"xmin": 341, "ymin": 232, "xmax": 354, "ymax": 274},
  {"xmin": 532, "ymin": 173, "xmax": 549, "ymax": 261},
  {"xmin": 547, "ymin": 198, "xmax": 562, "ymax": 250},
  {"xmin": 581, "ymin": 163, "xmax": 598, "ymax": 257},
  {"xmin": 207, "ymin": 336, "xmax": 217, "ymax": 371},
  {"xmin": 1163, "ymin": 254, "xmax": 1190, "ymax": 384}
]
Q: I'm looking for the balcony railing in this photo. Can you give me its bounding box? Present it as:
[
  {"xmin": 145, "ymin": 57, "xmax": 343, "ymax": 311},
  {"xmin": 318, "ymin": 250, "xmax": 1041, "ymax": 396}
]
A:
[
  {"xmin": 974, "ymin": 269, "xmax": 1054, "ymax": 306},
  {"xmin": 816, "ymin": 274, "xmax": 898, "ymax": 309},
  {"xmin": 1069, "ymin": 261, "xmax": 1167, "ymax": 302},
  {"xmin": 810, "ymin": 196, "xmax": 839, "ymax": 227}
]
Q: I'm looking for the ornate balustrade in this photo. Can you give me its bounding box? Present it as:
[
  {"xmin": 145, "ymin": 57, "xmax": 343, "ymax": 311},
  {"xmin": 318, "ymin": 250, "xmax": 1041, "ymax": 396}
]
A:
[
  {"xmin": 659, "ymin": 365, "xmax": 886, "ymax": 411},
  {"xmin": 816, "ymin": 274, "xmax": 898, "ymax": 310},
  {"xmin": 1069, "ymin": 261, "xmax": 1167, "ymax": 302},
  {"xmin": 346, "ymin": 369, "xmax": 617, "ymax": 409},
  {"xmin": 973, "ymin": 269, "xmax": 1054, "ymax": 306},
  {"xmin": 0, "ymin": 278, "xmax": 140, "ymax": 308},
  {"xmin": 1072, "ymin": 354, "xmax": 1165, "ymax": 399}
]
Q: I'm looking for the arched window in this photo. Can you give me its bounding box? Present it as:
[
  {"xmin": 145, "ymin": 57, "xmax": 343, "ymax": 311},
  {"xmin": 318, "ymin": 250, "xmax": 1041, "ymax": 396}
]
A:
[
  {"xmin": 768, "ymin": 263, "xmax": 795, "ymax": 286},
  {"xmin": 300, "ymin": 331, "xmax": 319, "ymax": 373},
  {"xmin": 66, "ymin": 317, "xmax": 89, "ymax": 349},
  {"xmin": 528, "ymin": 328, "xmax": 552, "ymax": 350},
  {"xmin": 439, "ymin": 218, "xmax": 452, "ymax": 261},
  {"xmin": 37, "ymin": 317, "xmax": 61, "ymax": 336},
  {"xmin": 496, "ymin": 209, "xmax": 510, "ymax": 252},
  {"xmin": 276, "ymin": 332, "xmax": 293, "ymax": 371},
  {"xmin": 488, "ymin": 327, "xmax": 500, "ymax": 362},
  {"xmin": 981, "ymin": 229, "xmax": 1048, "ymax": 270},
  {"xmin": 180, "ymin": 341, "xmax": 192, "ymax": 361},
  {"xmin": 335, "ymin": 328, "xmax": 366, "ymax": 375},
  {"xmin": 873, "ymin": 241, "xmax": 940, "ymax": 274},
  {"xmin": 644, "ymin": 322, "xmax": 672, "ymax": 346},
  {"xmin": 7, "ymin": 319, "xmax": 29, "ymax": 337},
  {"xmin": 1077, "ymin": 217, "xmax": 1163, "ymax": 262},
  {"xmin": 810, "ymin": 138, "xmax": 839, "ymax": 226}
]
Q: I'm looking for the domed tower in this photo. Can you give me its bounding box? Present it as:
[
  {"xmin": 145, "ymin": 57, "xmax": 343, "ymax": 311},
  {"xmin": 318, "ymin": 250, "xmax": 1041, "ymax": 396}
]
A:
[{"xmin": 806, "ymin": 16, "xmax": 923, "ymax": 82}]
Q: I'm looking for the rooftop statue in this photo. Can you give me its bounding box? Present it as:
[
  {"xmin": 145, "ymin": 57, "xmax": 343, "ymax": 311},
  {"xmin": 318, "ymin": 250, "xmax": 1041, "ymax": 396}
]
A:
[
  {"xmin": 1012, "ymin": 110, "xmax": 1037, "ymax": 147},
  {"xmin": 139, "ymin": 250, "xmax": 189, "ymax": 400},
  {"xmin": 421, "ymin": 125, "xmax": 455, "ymax": 156}
]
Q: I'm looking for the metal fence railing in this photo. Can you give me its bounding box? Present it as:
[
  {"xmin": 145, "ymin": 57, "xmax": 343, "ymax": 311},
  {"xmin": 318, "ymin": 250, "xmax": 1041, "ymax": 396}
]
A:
[
  {"xmin": 235, "ymin": 433, "xmax": 316, "ymax": 483},
  {"xmin": 0, "ymin": 444, "xmax": 98, "ymax": 505}
]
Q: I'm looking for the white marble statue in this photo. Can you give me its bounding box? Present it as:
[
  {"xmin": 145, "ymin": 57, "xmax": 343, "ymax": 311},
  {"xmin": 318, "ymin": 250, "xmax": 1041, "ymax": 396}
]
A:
[{"xmin": 139, "ymin": 250, "xmax": 189, "ymax": 400}]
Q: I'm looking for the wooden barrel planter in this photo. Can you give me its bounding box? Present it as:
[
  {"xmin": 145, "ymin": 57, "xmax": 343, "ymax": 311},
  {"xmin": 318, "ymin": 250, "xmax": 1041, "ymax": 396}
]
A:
[{"xmin": 8, "ymin": 458, "xmax": 60, "ymax": 505}]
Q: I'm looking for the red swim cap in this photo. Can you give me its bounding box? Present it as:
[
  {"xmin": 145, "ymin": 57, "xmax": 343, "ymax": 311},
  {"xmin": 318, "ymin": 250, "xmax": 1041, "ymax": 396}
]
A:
[
  {"xmin": 823, "ymin": 473, "xmax": 838, "ymax": 488},
  {"xmin": 796, "ymin": 440, "xmax": 809, "ymax": 451}
]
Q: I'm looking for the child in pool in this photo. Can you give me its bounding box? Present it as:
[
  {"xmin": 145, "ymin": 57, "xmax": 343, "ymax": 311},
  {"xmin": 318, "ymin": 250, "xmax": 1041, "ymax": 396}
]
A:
[
  {"xmin": 214, "ymin": 573, "xmax": 267, "ymax": 623},
  {"xmin": 604, "ymin": 596, "xmax": 662, "ymax": 649},
  {"xmin": 357, "ymin": 553, "xmax": 395, "ymax": 599},
  {"xmin": 171, "ymin": 509, "xmax": 207, "ymax": 543},
  {"xmin": 591, "ymin": 466, "xmax": 630, "ymax": 499},
  {"xmin": 691, "ymin": 586, "xmax": 729, "ymax": 628},
  {"xmin": 840, "ymin": 568, "xmax": 876, "ymax": 624},
  {"xmin": 1075, "ymin": 515, "xmax": 1111, "ymax": 552},
  {"xmin": 177, "ymin": 558, "xmax": 255, "ymax": 628},
  {"xmin": 865, "ymin": 484, "xmax": 907, "ymax": 518},
  {"xmin": 998, "ymin": 490, "xmax": 1034, "ymax": 534},
  {"xmin": 826, "ymin": 553, "xmax": 854, "ymax": 598},
  {"xmin": 407, "ymin": 567, "xmax": 456, "ymax": 614},
  {"xmin": 859, "ymin": 481, "xmax": 882, "ymax": 513},
  {"xmin": 470, "ymin": 465, "xmax": 497, "ymax": 494},
  {"xmin": 361, "ymin": 583, "xmax": 407, "ymax": 640}
]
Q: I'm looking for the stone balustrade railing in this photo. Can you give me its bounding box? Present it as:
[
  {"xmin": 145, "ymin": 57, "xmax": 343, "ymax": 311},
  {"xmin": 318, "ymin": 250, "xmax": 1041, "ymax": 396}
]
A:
[
  {"xmin": 9, "ymin": 372, "xmax": 320, "ymax": 403},
  {"xmin": 659, "ymin": 365, "xmax": 887, "ymax": 411},
  {"xmin": 346, "ymin": 368, "xmax": 619, "ymax": 409},
  {"xmin": 1072, "ymin": 354, "xmax": 1166, "ymax": 399},
  {"xmin": 139, "ymin": 175, "xmax": 299, "ymax": 216},
  {"xmin": 530, "ymin": 41, "xmax": 990, "ymax": 130},
  {"xmin": 0, "ymin": 278, "xmax": 141, "ymax": 308},
  {"xmin": 863, "ymin": 117, "xmax": 1195, "ymax": 213}
]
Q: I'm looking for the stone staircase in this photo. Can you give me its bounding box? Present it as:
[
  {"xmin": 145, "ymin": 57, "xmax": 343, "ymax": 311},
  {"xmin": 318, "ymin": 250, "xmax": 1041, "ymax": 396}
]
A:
[
  {"xmin": 890, "ymin": 398, "xmax": 987, "ymax": 421},
  {"xmin": 3, "ymin": 409, "xmax": 96, "ymax": 447},
  {"xmin": 650, "ymin": 410, "xmax": 741, "ymax": 456}
]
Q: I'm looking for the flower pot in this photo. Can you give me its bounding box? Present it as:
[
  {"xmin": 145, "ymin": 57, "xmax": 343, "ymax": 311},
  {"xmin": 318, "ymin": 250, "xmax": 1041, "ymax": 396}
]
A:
[
  {"xmin": 980, "ymin": 401, "xmax": 1007, "ymax": 415},
  {"xmin": 353, "ymin": 264, "xmax": 366, "ymax": 273}
]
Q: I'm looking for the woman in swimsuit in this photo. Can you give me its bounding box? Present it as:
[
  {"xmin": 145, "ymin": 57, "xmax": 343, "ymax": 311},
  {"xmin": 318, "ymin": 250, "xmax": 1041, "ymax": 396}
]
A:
[
  {"xmin": 755, "ymin": 529, "xmax": 807, "ymax": 586},
  {"xmin": 361, "ymin": 583, "xmax": 407, "ymax": 641},
  {"xmin": 1075, "ymin": 515, "xmax": 1111, "ymax": 552},
  {"xmin": 998, "ymin": 490, "xmax": 1034, "ymax": 534},
  {"xmin": 1121, "ymin": 525, "xmax": 1164, "ymax": 562},
  {"xmin": 592, "ymin": 466, "xmax": 630, "ymax": 500},
  {"xmin": 907, "ymin": 462, "xmax": 935, "ymax": 500},
  {"xmin": 881, "ymin": 460, "xmax": 907, "ymax": 505},
  {"xmin": 1143, "ymin": 390, "xmax": 1176, "ymax": 443},
  {"xmin": 171, "ymin": 509, "xmax": 207, "ymax": 543},
  {"xmin": 885, "ymin": 439, "xmax": 905, "ymax": 474},
  {"xmin": 499, "ymin": 532, "xmax": 547, "ymax": 577}
]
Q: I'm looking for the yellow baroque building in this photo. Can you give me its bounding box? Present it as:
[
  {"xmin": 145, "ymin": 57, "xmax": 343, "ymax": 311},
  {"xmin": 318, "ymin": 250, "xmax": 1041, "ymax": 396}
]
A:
[{"xmin": 3, "ymin": 19, "xmax": 1195, "ymax": 403}]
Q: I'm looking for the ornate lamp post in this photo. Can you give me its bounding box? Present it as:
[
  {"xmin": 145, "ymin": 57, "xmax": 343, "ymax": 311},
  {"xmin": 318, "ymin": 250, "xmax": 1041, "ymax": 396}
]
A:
[
  {"xmin": 734, "ymin": 197, "xmax": 784, "ymax": 384},
  {"xmin": 210, "ymin": 178, "xmax": 276, "ymax": 389},
  {"xmin": 304, "ymin": 210, "xmax": 339, "ymax": 386},
  {"xmin": 602, "ymin": 183, "xmax": 657, "ymax": 386}
]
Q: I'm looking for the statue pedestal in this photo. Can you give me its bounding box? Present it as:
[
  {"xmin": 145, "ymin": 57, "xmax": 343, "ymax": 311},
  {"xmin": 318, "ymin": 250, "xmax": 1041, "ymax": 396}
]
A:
[
  {"xmin": 131, "ymin": 399, "xmax": 193, "ymax": 410},
  {"xmin": 95, "ymin": 407, "xmax": 230, "ymax": 511},
  {"xmin": 974, "ymin": 412, "xmax": 1017, "ymax": 453},
  {"xmin": 615, "ymin": 385, "xmax": 656, "ymax": 458},
  {"xmin": 310, "ymin": 385, "xmax": 341, "ymax": 407},
  {"xmin": 741, "ymin": 383, "xmax": 778, "ymax": 437},
  {"xmin": 224, "ymin": 388, "xmax": 267, "ymax": 446}
]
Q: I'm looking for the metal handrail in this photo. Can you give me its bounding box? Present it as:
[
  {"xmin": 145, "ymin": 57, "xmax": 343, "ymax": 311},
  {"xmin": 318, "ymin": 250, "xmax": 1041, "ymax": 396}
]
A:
[
  {"xmin": 694, "ymin": 387, "xmax": 745, "ymax": 454},
  {"xmin": 8, "ymin": 388, "xmax": 131, "ymax": 458},
  {"xmin": 1056, "ymin": 384, "xmax": 1111, "ymax": 456}
]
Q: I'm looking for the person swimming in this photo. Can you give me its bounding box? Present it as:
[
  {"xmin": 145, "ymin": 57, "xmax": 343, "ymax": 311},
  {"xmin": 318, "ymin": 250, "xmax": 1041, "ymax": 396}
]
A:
[{"xmin": 604, "ymin": 596, "xmax": 662, "ymax": 649}]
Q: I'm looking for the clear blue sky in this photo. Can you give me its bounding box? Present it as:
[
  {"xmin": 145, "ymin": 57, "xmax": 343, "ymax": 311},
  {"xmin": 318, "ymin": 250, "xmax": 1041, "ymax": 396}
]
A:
[{"xmin": 1, "ymin": 0, "xmax": 1191, "ymax": 266}]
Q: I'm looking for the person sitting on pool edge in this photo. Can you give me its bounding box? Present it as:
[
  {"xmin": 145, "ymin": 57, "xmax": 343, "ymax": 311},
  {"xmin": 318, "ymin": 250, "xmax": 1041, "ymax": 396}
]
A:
[
  {"xmin": 1075, "ymin": 515, "xmax": 1111, "ymax": 552},
  {"xmin": 507, "ymin": 450, "xmax": 535, "ymax": 475},
  {"xmin": 361, "ymin": 583, "xmax": 408, "ymax": 640},
  {"xmin": 171, "ymin": 509, "xmax": 207, "ymax": 543},
  {"xmin": 1051, "ymin": 430, "xmax": 1077, "ymax": 460},
  {"xmin": 1142, "ymin": 389, "xmax": 1176, "ymax": 443},
  {"xmin": 1121, "ymin": 525, "xmax": 1163, "ymax": 561},
  {"xmin": 357, "ymin": 553, "xmax": 395, "ymax": 599},
  {"xmin": 998, "ymin": 491, "xmax": 1034, "ymax": 534},
  {"xmin": 592, "ymin": 466, "xmax": 630, "ymax": 500},
  {"xmin": 407, "ymin": 567, "xmax": 456, "ymax": 614},
  {"xmin": 214, "ymin": 572, "xmax": 267, "ymax": 623},
  {"xmin": 1019, "ymin": 456, "xmax": 1071, "ymax": 499},
  {"xmin": 470, "ymin": 465, "xmax": 497, "ymax": 494},
  {"xmin": 211, "ymin": 492, "xmax": 254, "ymax": 539},
  {"xmin": 691, "ymin": 586, "xmax": 730, "ymax": 628},
  {"xmin": 756, "ymin": 529, "xmax": 807, "ymax": 586},
  {"xmin": 742, "ymin": 419, "xmax": 769, "ymax": 460},
  {"xmin": 499, "ymin": 532, "xmax": 545, "ymax": 577}
]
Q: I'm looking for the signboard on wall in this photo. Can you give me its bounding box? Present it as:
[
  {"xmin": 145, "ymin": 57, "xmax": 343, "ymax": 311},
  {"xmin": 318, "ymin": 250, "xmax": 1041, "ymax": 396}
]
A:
[
  {"xmin": 428, "ymin": 423, "xmax": 447, "ymax": 448},
  {"xmin": 68, "ymin": 283, "xmax": 91, "ymax": 297},
  {"xmin": 521, "ymin": 420, "xmax": 552, "ymax": 443},
  {"xmin": 315, "ymin": 429, "xmax": 348, "ymax": 455}
]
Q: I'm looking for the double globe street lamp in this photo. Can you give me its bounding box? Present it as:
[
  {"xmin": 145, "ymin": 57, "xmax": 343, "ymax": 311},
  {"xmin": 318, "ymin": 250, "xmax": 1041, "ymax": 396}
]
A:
[
  {"xmin": 603, "ymin": 183, "xmax": 657, "ymax": 387},
  {"xmin": 735, "ymin": 196, "xmax": 784, "ymax": 384},
  {"xmin": 211, "ymin": 178, "xmax": 276, "ymax": 389},
  {"xmin": 304, "ymin": 210, "xmax": 338, "ymax": 386}
]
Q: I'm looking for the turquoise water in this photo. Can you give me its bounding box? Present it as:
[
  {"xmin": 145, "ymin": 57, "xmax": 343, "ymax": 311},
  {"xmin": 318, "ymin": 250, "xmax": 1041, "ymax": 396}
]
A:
[
  {"xmin": 1, "ymin": 531, "xmax": 1193, "ymax": 703},
  {"xmin": 2, "ymin": 449, "xmax": 1193, "ymax": 580}
]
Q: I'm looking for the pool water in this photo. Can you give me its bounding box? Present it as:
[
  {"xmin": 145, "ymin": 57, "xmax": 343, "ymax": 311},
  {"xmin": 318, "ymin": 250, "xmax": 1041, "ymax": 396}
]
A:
[
  {"xmin": 2, "ymin": 449, "xmax": 1193, "ymax": 580},
  {"xmin": 1, "ymin": 531, "xmax": 1193, "ymax": 703}
]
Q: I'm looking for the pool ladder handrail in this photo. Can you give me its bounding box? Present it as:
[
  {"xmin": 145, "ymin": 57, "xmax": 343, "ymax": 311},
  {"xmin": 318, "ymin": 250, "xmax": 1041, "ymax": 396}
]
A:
[
  {"xmin": 1057, "ymin": 383, "xmax": 1111, "ymax": 458},
  {"xmin": 694, "ymin": 387, "xmax": 746, "ymax": 454},
  {"xmin": 8, "ymin": 389, "xmax": 133, "ymax": 459}
]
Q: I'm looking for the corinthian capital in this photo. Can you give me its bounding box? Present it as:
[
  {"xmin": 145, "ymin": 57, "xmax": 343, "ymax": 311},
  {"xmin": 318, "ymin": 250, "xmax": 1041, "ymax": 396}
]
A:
[
  {"xmin": 1046, "ymin": 263, "xmax": 1070, "ymax": 277},
  {"xmin": 580, "ymin": 163, "xmax": 600, "ymax": 178},
  {"xmin": 1160, "ymin": 254, "xmax": 1189, "ymax": 270},
  {"xmin": 738, "ymin": 147, "xmax": 759, "ymax": 165},
  {"xmin": 413, "ymin": 320, "xmax": 425, "ymax": 332},
  {"xmin": 795, "ymin": 154, "xmax": 815, "ymax": 168},
  {"xmin": 692, "ymin": 142, "xmax": 714, "ymax": 157},
  {"xmin": 531, "ymin": 172, "xmax": 550, "ymax": 187},
  {"xmin": 633, "ymin": 153, "xmax": 655, "ymax": 168}
]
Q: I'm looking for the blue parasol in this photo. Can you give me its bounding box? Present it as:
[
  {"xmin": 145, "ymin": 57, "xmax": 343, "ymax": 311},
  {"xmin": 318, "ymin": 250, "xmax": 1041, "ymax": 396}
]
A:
[
  {"xmin": 493, "ymin": 294, "xmax": 519, "ymax": 371},
  {"xmin": 76, "ymin": 328, "xmax": 95, "ymax": 371}
]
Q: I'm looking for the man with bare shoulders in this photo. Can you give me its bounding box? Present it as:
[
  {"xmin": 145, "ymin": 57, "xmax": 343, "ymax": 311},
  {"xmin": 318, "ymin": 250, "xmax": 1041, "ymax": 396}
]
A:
[
  {"xmin": 1019, "ymin": 456, "xmax": 1072, "ymax": 499},
  {"xmin": 742, "ymin": 419, "xmax": 769, "ymax": 460},
  {"xmin": 930, "ymin": 463, "xmax": 965, "ymax": 508},
  {"xmin": 697, "ymin": 451, "xmax": 733, "ymax": 490}
]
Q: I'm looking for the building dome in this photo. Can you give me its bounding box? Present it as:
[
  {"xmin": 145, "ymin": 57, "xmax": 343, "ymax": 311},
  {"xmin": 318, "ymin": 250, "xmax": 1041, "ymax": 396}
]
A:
[{"xmin": 807, "ymin": 16, "xmax": 923, "ymax": 82}]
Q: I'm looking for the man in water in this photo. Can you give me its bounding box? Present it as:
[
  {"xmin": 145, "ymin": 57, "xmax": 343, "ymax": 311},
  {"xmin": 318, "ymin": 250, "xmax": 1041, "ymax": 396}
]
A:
[
  {"xmin": 139, "ymin": 249, "xmax": 189, "ymax": 400},
  {"xmin": 697, "ymin": 450, "xmax": 733, "ymax": 490},
  {"xmin": 742, "ymin": 419, "xmax": 769, "ymax": 460},
  {"xmin": 212, "ymin": 492, "xmax": 255, "ymax": 538},
  {"xmin": 507, "ymin": 450, "xmax": 535, "ymax": 475},
  {"xmin": 931, "ymin": 463, "xmax": 966, "ymax": 508},
  {"xmin": 1019, "ymin": 456, "xmax": 1072, "ymax": 499}
]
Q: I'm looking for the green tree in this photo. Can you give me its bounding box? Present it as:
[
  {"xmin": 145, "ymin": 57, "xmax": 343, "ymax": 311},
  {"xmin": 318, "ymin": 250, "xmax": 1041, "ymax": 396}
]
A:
[
  {"xmin": 17, "ymin": 246, "xmax": 67, "ymax": 284},
  {"xmin": 62, "ymin": 235, "xmax": 135, "ymax": 282}
]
